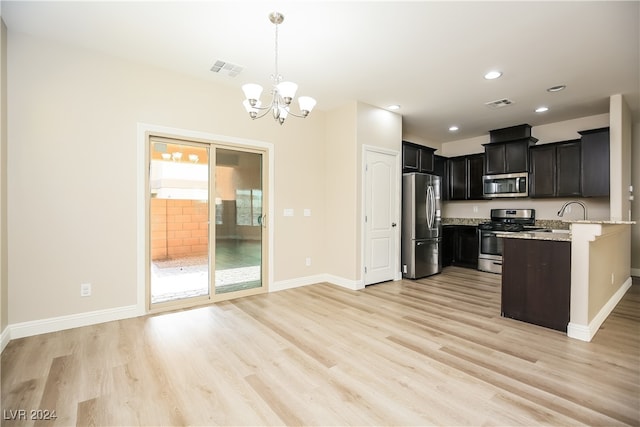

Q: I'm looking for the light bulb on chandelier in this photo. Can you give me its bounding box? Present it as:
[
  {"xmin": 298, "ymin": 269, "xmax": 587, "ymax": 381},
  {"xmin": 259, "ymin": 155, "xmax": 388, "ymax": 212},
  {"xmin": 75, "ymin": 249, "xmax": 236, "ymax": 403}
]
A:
[{"xmin": 242, "ymin": 12, "xmax": 316, "ymax": 125}]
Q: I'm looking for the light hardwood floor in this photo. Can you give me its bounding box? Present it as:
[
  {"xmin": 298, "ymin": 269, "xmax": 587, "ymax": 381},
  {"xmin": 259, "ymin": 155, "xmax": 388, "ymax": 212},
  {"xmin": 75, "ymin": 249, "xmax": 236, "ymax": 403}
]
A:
[{"xmin": 2, "ymin": 267, "xmax": 639, "ymax": 426}]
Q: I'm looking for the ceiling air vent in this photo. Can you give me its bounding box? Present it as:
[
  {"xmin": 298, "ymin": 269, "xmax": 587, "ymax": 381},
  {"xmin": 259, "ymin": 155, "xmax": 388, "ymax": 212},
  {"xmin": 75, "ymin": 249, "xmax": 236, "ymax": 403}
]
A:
[
  {"xmin": 485, "ymin": 98, "xmax": 515, "ymax": 109},
  {"xmin": 210, "ymin": 60, "xmax": 243, "ymax": 77}
]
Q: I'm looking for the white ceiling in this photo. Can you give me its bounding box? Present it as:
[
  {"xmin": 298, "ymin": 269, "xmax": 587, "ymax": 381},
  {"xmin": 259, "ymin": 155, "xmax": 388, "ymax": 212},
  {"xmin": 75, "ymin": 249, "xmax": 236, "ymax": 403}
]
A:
[{"xmin": 2, "ymin": 1, "xmax": 639, "ymax": 143}]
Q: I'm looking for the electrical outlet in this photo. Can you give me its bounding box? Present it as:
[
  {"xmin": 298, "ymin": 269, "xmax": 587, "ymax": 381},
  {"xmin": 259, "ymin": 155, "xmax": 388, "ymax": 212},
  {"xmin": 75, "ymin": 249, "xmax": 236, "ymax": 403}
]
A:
[
  {"xmin": 305, "ymin": 257, "xmax": 311, "ymax": 267},
  {"xmin": 80, "ymin": 283, "xmax": 92, "ymax": 297},
  {"xmin": 611, "ymin": 273, "xmax": 615, "ymax": 285}
]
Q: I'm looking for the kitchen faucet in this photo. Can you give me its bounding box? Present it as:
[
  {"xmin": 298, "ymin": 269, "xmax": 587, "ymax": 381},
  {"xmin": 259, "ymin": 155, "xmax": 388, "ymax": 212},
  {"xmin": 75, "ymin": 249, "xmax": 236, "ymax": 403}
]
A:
[{"xmin": 557, "ymin": 200, "xmax": 587, "ymax": 220}]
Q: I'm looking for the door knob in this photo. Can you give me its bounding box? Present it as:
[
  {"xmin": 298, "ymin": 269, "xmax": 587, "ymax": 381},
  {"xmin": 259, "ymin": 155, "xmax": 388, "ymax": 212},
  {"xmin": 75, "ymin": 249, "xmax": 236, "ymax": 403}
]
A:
[{"xmin": 392, "ymin": 222, "xmax": 397, "ymax": 227}]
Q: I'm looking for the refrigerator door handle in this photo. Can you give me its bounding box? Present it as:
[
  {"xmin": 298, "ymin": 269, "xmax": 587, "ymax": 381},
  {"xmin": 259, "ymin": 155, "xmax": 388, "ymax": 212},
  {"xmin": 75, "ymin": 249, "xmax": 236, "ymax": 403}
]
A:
[
  {"xmin": 426, "ymin": 186, "xmax": 433, "ymax": 228},
  {"xmin": 426, "ymin": 185, "xmax": 436, "ymax": 229},
  {"xmin": 430, "ymin": 186, "xmax": 436, "ymax": 226}
]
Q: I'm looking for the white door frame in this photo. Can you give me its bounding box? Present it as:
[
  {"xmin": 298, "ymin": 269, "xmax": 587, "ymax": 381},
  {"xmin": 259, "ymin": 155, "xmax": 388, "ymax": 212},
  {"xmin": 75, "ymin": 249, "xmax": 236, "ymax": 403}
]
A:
[
  {"xmin": 136, "ymin": 123, "xmax": 274, "ymax": 315},
  {"xmin": 361, "ymin": 145, "xmax": 401, "ymax": 286}
]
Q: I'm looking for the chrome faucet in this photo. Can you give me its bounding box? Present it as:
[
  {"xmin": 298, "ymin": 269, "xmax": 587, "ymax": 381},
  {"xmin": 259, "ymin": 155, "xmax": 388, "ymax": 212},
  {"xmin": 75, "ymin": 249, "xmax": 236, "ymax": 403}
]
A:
[{"xmin": 557, "ymin": 201, "xmax": 587, "ymax": 220}]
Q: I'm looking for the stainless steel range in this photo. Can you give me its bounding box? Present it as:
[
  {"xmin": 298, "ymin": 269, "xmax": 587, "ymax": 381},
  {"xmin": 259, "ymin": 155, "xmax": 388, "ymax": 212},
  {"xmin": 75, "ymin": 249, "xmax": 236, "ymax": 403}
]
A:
[{"xmin": 477, "ymin": 209, "xmax": 544, "ymax": 274}]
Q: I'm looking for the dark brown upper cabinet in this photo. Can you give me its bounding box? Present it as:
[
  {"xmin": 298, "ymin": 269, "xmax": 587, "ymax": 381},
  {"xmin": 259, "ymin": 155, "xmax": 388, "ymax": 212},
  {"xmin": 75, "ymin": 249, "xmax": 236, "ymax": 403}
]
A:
[
  {"xmin": 484, "ymin": 138, "xmax": 537, "ymax": 175},
  {"xmin": 402, "ymin": 141, "xmax": 436, "ymax": 174},
  {"xmin": 555, "ymin": 140, "xmax": 581, "ymax": 197},
  {"xmin": 529, "ymin": 144, "xmax": 556, "ymax": 198},
  {"xmin": 579, "ymin": 127, "xmax": 610, "ymax": 197},
  {"xmin": 448, "ymin": 154, "xmax": 484, "ymax": 200},
  {"xmin": 529, "ymin": 139, "xmax": 581, "ymax": 198},
  {"xmin": 434, "ymin": 155, "xmax": 449, "ymax": 200}
]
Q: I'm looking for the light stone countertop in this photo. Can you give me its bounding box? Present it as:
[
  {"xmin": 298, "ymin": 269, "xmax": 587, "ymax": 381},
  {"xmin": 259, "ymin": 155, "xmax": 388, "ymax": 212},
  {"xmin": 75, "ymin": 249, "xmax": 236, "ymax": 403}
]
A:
[
  {"xmin": 496, "ymin": 230, "xmax": 572, "ymax": 242},
  {"xmin": 564, "ymin": 219, "xmax": 636, "ymax": 225}
]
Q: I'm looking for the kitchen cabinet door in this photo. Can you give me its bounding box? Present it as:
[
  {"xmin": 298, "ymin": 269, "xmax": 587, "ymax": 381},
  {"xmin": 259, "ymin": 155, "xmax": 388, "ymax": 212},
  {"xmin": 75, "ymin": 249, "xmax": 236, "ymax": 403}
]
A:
[
  {"xmin": 419, "ymin": 147, "xmax": 435, "ymax": 172},
  {"xmin": 505, "ymin": 141, "xmax": 529, "ymax": 173},
  {"xmin": 442, "ymin": 226, "xmax": 455, "ymax": 267},
  {"xmin": 466, "ymin": 154, "xmax": 485, "ymax": 200},
  {"xmin": 529, "ymin": 144, "xmax": 556, "ymax": 197},
  {"xmin": 402, "ymin": 142, "xmax": 436, "ymax": 173},
  {"xmin": 484, "ymin": 139, "xmax": 533, "ymax": 175},
  {"xmin": 556, "ymin": 140, "xmax": 581, "ymax": 197},
  {"xmin": 402, "ymin": 144, "xmax": 420, "ymax": 171},
  {"xmin": 442, "ymin": 225, "xmax": 478, "ymax": 269},
  {"xmin": 579, "ymin": 128, "xmax": 609, "ymax": 197},
  {"xmin": 448, "ymin": 156, "xmax": 467, "ymax": 200},
  {"xmin": 484, "ymin": 144, "xmax": 505, "ymax": 175},
  {"xmin": 434, "ymin": 155, "xmax": 449, "ymax": 201},
  {"xmin": 502, "ymin": 238, "xmax": 571, "ymax": 332},
  {"xmin": 455, "ymin": 226, "xmax": 479, "ymax": 268}
]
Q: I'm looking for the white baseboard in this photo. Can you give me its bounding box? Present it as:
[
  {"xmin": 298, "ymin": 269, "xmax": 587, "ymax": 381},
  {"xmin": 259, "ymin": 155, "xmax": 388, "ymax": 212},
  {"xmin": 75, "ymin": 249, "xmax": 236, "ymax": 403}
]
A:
[
  {"xmin": 324, "ymin": 274, "xmax": 364, "ymax": 290},
  {"xmin": 631, "ymin": 268, "xmax": 640, "ymax": 277},
  {"xmin": 271, "ymin": 274, "xmax": 364, "ymax": 292},
  {"xmin": 7, "ymin": 305, "xmax": 140, "ymax": 343},
  {"xmin": 566, "ymin": 322, "xmax": 591, "ymax": 342},
  {"xmin": 568, "ymin": 277, "xmax": 632, "ymax": 342},
  {"xmin": 270, "ymin": 274, "xmax": 328, "ymax": 292},
  {"xmin": 0, "ymin": 326, "xmax": 10, "ymax": 353},
  {"xmin": 2, "ymin": 274, "xmax": 366, "ymax": 351}
]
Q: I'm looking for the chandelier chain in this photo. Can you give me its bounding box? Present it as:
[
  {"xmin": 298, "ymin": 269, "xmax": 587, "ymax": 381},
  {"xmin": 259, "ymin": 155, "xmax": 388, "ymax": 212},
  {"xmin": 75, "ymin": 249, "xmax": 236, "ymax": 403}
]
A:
[{"xmin": 273, "ymin": 21, "xmax": 280, "ymax": 84}]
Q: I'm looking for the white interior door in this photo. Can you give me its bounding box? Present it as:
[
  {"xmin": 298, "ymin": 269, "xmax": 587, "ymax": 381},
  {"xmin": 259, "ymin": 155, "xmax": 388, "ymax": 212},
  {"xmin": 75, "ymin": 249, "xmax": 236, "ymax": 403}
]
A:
[{"xmin": 364, "ymin": 147, "xmax": 399, "ymax": 285}]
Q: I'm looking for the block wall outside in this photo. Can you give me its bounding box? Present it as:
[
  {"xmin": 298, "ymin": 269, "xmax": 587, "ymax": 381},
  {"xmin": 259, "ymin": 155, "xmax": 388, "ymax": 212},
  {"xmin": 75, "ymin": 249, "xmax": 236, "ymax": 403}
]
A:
[{"xmin": 150, "ymin": 198, "xmax": 209, "ymax": 260}]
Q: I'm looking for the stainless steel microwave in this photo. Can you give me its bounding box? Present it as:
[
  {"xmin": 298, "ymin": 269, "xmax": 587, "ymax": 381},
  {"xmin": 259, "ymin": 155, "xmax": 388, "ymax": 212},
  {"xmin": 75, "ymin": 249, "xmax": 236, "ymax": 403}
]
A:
[{"xmin": 482, "ymin": 172, "xmax": 528, "ymax": 198}]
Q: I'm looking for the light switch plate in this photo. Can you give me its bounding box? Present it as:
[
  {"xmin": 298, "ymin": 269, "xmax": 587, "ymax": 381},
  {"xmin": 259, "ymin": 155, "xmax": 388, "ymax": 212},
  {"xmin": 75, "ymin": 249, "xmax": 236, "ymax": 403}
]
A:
[
  {"xmin": 303, "ymin": 209, "xmax": 311, "ymax": 217},
  {"xmin": 284, "ymin": 208, "xmax": 294, "ymax": 217}
]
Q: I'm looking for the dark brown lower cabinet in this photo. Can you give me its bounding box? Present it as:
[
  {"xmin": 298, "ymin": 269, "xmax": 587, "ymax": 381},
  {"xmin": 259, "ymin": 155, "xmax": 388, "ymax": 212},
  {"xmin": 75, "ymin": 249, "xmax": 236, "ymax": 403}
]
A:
[
  {"xmin": 443, "ymin": 225, "xmax": 478, "ymax": 269},
  {"xmin": 501, "ymin": 238, "xmax": 571, "ymax": 332}
]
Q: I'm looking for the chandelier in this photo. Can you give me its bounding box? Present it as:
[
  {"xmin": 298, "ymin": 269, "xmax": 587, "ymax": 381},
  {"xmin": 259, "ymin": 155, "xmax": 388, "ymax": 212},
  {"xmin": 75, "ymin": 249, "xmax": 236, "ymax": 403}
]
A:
[{"xmin": 242, "ymin": 12, "xmax": 316, "ymax": 125}]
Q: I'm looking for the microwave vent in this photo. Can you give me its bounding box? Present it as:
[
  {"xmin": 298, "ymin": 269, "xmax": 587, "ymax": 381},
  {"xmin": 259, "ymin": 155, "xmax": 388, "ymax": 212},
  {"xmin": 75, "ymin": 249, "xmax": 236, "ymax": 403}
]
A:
[{"xmin": 485, "ymin": 98, "xmax": 515, "ymax": 109}]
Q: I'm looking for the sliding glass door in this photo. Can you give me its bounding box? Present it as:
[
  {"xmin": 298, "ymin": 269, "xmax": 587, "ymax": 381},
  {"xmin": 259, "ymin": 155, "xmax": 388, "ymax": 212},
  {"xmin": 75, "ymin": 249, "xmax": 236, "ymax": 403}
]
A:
[
  {"xmin": 149, "ymin": 139, "xmax": 211, "ymax": 305},
  {"xmin": 214, "ymin": 148, "xmax": 264, "ymax": 294},
  {"xmin": 148, "ymin": 138, "xmax": 267, "ymax": 309}
]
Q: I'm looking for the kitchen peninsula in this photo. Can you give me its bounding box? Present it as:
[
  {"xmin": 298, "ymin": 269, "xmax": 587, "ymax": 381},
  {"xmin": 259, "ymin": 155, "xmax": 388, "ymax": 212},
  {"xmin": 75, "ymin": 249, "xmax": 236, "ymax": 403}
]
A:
[{"xmin": 500, "ymin": 220, "xmax": 635, "ymax": 341}]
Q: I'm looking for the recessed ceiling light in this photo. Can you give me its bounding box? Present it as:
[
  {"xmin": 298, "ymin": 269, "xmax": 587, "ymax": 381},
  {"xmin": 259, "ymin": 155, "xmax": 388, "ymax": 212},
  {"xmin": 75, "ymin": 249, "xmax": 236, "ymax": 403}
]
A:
[
  {"xmin": 449, "ymin": 126, "xmax": 459, "ymax": 132},
  {"xmin": 535, "ymin": 106, "xmax": 549, "ymax": 113},
  {"xmin": 387, "ymin": 105, "xmax": 401, "ymax": 111},
  {"xmin": 547, "ymin": 85, "xmax": 566, "ymax": 92},
  {"xmin": 484, "ymin": 70, "xmax": 502, "ymax": 80}
]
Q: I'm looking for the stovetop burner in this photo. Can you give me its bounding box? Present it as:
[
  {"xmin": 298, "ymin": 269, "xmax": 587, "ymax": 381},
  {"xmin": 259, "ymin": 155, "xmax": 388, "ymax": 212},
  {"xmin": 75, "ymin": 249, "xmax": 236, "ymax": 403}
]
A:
[
  {"xmin": 479, "ymin": 208, "xmax": 540, "ymax": 232},
  {"xmin": 478, "ymin": 222, "xmax": 525, "ymax": 232}
]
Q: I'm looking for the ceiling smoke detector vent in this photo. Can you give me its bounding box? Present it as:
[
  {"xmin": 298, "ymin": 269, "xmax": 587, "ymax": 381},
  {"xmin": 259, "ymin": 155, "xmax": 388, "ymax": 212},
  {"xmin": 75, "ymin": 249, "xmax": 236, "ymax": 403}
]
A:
[
  {"xmin": 485, "ymin": 98, "xmax": 515, "ymax": 109},
  {"xmin": 210, "ymin": 60, "xmax": 243, "ymax": 77}
]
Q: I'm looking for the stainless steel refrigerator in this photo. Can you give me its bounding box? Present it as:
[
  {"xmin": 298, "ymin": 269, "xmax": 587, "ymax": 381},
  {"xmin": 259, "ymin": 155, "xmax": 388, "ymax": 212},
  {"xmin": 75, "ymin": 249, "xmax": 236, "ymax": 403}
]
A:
[{"xmin": 401, "ymin": 172, "xmax": 442, "ymax": 279}]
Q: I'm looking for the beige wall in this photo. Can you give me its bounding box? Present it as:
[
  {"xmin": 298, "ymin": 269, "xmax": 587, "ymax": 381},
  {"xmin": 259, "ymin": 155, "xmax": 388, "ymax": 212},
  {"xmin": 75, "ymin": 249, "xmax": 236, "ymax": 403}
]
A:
[
  {"xmin": 609, "ymin": 94, "xmax": 633, "ymax": 221},
  {"xmin": 569, "ymin": 222, "xmax": 632, "ymax": 339},
  {"xmin": 7, "ymin": 32, "xmax": 328, "ymax": 324},
  {"xmin": 322, "ymin": 101, "xmax": 402, "ymax": 284},
  {"xmin": 588, "ymin": 227, "xmax": 631, "ymax": 321},
  {"xmin": 356, "ymin": 102, "xmax": 402, "ymax": 279},
  {"xmin": 0, "ymin": 18, "xmax": 7, "ymax": 334},
  {"xmin": 324, "ymin": 102, "xmax": 358, "ymax": 281}
]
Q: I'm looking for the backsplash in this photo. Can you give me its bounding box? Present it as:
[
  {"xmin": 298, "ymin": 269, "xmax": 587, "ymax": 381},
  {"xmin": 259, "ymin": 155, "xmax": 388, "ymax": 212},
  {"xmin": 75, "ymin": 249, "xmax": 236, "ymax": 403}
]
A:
[
  {"xmin": 442, "ymin": 218, "xmax": 487, "ymax": 226},
  {"xmin": 442, "ymin": 197, "xmax": 610, "ymax": 221}
]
